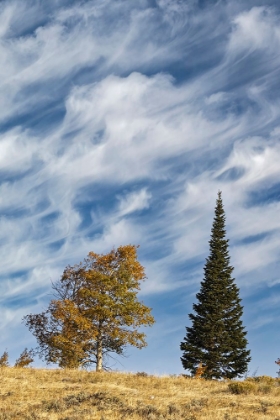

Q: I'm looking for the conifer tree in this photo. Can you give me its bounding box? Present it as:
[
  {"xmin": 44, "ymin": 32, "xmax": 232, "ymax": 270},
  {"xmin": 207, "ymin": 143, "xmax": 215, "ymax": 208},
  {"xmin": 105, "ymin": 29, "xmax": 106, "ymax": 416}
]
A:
[{"xmin": 180, "ymin": 192, "xmax": 251, "ymax": 379}]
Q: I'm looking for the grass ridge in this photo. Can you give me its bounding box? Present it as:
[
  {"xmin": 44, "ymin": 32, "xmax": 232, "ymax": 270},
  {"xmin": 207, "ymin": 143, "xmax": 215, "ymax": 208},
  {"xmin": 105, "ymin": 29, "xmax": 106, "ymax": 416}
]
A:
[{"xmin": 0, "ymin": 368, "xmax": 280, "ymax": 419}]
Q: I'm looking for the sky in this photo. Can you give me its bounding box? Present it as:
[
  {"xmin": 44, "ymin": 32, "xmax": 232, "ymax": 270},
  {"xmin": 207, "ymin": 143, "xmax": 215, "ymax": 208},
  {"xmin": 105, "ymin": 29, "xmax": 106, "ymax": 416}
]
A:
[{"xmin": 1, "ymin": 0, "xmax": 280, "ymax": 377}]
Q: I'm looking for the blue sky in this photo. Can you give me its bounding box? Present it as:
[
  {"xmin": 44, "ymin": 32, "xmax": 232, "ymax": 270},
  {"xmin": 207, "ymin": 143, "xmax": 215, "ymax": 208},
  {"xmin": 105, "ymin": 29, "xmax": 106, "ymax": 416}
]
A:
[{"xmin": 1, "ymin": 0, "xmax": 280, "ymax": 376}]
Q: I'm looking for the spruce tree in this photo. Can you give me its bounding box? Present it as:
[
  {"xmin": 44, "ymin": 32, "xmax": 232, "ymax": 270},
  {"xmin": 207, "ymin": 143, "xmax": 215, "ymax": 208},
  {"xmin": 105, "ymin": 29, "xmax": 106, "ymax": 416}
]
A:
[{"xmin": 180, "ymin": 191, "xmax": 251, "ymax": 379}]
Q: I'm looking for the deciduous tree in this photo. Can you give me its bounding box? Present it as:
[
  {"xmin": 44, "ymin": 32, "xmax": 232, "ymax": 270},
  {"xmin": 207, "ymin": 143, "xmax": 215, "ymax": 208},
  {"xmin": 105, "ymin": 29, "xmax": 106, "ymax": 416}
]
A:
[
  {"xmin": 180, "ymin": 192, "xmax": 251, "ymax": 379},
  {"xmin": 24, "ymin": 245, "xmax": 155, "ymax": 371},
  {"xmin": 0, "ymin": 350, "xmax": 9, "ymax": 367},
  {"xmin": 14, "ymin": 348, "xmax": 34, "ymax": 368}
]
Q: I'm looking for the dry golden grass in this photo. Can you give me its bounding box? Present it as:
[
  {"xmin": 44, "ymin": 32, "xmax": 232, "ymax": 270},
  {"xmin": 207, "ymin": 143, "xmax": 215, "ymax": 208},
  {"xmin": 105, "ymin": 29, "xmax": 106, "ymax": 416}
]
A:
[{"xmin": 1, "ymin": 368, "xmax": 280, "ymax": 419}]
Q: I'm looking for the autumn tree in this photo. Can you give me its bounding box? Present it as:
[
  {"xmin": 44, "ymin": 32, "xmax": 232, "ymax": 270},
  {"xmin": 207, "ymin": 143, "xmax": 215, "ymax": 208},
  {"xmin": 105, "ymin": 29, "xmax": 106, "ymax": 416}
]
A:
[
  {"xmin": 0, "ymin": 350, "xmax": 9, "ymax": 367},
  {"xmin": 180, "ymin": 192, "xmax": 251, "ymax": 379},
  {"xmin": 24, "ymin": 245, "xmax": 155, "ymax": 371},
  {"xmin": 14, "ymin": 348, "xmax": 34, "ymax": 368}
]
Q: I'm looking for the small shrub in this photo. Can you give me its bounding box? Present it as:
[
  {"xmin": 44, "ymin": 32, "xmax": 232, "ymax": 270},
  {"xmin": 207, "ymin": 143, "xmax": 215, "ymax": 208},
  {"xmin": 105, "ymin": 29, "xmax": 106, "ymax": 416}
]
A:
[
  {"xmin": 0, "ymin": 351, "xmax": 9, "ymax": 367},
  {"xmin": 14, "ymin": 348, "xmax": 34, "ymax": 368},
  {"xmin": 136, "ymin": 371, "xmax": 148, "ymax": 377},
  {"xmin": 228, "ymin": 381, "xmax": 257, "ymax": 395},
  {"xmin": 246, "ymin": 375, "xmax": 275, "ymax": 384},
  {"xmin": 42, "ymin": 399, "xmax": 66, "ymax": 412},
  {"xmin": 258, "ymin": 383, "xmax": 273, "ymax": 394},
  {"xmin": 244, "ymin": 376, "xmax": 276, "ymax": 394},
  {"xmin": 62, "ymin": 415, "xmax": 87, "ymax": 420},
  {"xmin": 136, "ymin": 404, "xmax": 159, "ymax": 416},
  {"xmin": 23, "ymin": 413, "xmax": 40, "ymax": 420},
  {"xmin": 255, "ymin": 400, "xmax": 274, "ymax": 414},
  {"xmin": 64, "ymin": 392, "xmax": 91, "ymax": 408},
  {"xmin": 168, "ymin": 403, "xmax": 181, "ymax": 415}
]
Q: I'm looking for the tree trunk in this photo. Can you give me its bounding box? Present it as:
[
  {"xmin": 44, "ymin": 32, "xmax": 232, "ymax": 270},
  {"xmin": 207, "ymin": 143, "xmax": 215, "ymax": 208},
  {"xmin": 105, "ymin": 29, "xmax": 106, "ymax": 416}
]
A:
[{"xmin": 96, "ymin": 334, "xmax": 103, "ymax": 372}]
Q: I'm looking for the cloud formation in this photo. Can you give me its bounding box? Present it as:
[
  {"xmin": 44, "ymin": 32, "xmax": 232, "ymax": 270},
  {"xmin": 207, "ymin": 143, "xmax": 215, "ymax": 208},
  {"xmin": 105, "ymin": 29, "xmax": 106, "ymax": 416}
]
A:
[{"xmin": 0, "ymin": 0, "xmax": 280, "ymax": 375}]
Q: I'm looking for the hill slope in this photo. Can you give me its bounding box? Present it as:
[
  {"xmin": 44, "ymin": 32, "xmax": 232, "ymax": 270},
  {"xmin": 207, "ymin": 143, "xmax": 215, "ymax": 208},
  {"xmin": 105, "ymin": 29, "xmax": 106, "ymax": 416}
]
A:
[{"xmin": 0, "ymin": 368, "xmax": 280, "ymax": 419}]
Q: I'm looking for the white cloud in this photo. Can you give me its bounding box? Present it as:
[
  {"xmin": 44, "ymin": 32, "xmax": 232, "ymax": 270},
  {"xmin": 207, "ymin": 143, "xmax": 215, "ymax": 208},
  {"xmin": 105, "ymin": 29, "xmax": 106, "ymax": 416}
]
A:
[
  {"xmin": 1, "ymin": 0, "xmax": 280, "ymax": 375},
  {"xmin": 229, "ymin": 7, "xmax": 280, "ymax": 53},
  {"xmin": 0, "ymin": 2, "xmax": 278, "ymax": 290},
  {"xmin": 118, "ymin": 189, "xmax": 152, "ymax": 216},
  {"xmin": 92, "ymin": 219, "xmax": 143, "ymax": 250}
]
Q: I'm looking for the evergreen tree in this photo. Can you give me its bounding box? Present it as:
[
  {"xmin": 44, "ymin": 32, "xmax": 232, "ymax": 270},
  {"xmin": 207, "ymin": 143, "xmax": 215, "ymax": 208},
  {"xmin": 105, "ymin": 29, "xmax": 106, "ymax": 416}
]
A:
[{"xmin": 180, "ymin": 191, "xmax": 250, "ymax": 379}]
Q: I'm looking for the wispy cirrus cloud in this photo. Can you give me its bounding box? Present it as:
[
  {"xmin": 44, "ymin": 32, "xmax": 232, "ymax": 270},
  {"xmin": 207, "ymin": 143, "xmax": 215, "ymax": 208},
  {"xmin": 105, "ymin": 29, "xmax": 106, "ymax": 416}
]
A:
[{"xmin": 0, "ymin": 0, "xmax": 280, "ymax": 375}]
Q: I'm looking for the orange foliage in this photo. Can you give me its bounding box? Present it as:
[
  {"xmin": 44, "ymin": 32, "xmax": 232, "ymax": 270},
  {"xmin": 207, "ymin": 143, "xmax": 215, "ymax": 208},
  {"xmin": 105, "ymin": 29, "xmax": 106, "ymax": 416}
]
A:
[
  {"xmin": 24, "ymin": 245, "xmax": 155, "ymax": 371},
  {"xmin": 194, "ymin": 362, "xmax": 206, "ymax": 379},
  {"xmin": 14, "ymin": 348, "xmax": 34, "ymax": 368}
]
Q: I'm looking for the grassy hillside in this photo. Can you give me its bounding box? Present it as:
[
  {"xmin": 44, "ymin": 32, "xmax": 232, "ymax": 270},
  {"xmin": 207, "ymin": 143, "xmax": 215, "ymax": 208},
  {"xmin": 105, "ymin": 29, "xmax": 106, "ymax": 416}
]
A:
[{"xmin": 0, "ymin": 368, "xmax": 280, "ymax": 419}]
